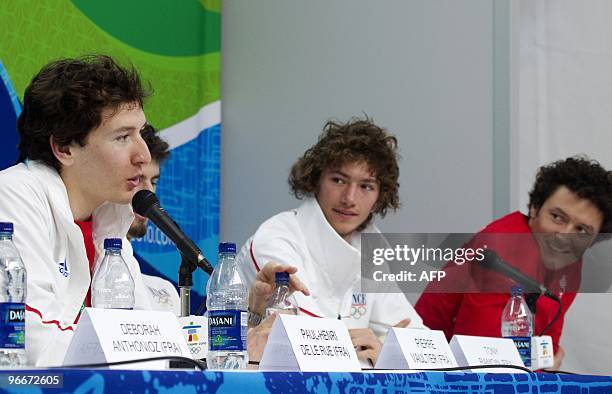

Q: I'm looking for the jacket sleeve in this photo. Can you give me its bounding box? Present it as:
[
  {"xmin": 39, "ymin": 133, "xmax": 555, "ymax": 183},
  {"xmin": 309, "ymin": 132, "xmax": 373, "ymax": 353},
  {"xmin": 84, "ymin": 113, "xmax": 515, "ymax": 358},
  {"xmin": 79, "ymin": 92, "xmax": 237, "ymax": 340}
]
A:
[
  {"xmin": 237, "ymin": 218, "xmax": 306, "ymax": 288},
  {"xmin": 413, "ymin": 246, "xmax": 473, "ymax": 341},
  {"xmin": 0, "ymin": 175, "xmax": 76, "ymax": 366},
  {"xmin": 415, "ymin": 292, "xmax": 464, "ymax": 341},
  {"xmin": 235, "ymin": 219, "xmax": 310, "ymax": 316},
  {"xmin": 539, "ymin": 291, "xmax": 576, "ymax": 352}
]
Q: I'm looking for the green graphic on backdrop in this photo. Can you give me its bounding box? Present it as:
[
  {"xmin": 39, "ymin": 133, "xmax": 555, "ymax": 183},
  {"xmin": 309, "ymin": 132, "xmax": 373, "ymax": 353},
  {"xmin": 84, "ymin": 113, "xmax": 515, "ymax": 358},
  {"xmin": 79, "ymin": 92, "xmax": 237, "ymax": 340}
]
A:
[
  {"xmin": 0, "ymin": 0, "xmax": 220, "ymax": 129},
  {"xmin": 71, "ymin": 0, "xmax": 220, "ymax": 56}
]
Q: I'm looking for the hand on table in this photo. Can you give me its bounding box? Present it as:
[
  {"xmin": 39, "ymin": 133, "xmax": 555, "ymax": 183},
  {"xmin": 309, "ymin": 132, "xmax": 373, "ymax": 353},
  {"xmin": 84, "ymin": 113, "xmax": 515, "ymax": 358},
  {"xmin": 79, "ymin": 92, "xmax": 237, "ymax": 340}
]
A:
[
  {"xmin": 348, "ymin": 318, "xmax": 413, "ymax": 366},
  {"xmin": 552, "ymin": 345, "xmax": 565, "ymax": 370},
  {"xmin": 349, "ymin": 328, "xmax": 382, "ymax": 366}
]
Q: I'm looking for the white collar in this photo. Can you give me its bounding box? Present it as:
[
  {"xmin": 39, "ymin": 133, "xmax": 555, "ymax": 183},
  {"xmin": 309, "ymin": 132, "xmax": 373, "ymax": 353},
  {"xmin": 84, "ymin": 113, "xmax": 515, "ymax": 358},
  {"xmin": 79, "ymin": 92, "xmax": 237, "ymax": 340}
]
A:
[
  {"xmin": 25, "ymin": 160, "xmax": 134, "ymax": 260},
  {"xmin": 293, "ymin": 198, "xmax": 378, "ymax": 311}
]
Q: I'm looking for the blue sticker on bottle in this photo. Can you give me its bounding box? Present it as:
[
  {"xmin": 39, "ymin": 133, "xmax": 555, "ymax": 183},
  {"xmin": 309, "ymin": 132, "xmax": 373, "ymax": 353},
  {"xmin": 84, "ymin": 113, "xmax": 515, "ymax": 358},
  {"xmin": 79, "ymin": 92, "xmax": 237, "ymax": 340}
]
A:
[
  {"xmin": 208, "ymin": 310, "xmax": 247, "ymax": 352},
  {"xmin": 0, "ymin": 303, "xmax": 25, "ymax": 349},
  {"xmin": 508, "ymin": 336, "xmax": 531, "ymax": 367}
]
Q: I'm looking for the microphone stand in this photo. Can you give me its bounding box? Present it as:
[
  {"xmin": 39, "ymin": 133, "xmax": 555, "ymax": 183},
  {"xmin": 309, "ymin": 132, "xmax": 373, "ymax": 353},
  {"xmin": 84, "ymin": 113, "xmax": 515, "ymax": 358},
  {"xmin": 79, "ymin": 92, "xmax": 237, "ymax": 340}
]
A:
[
  {"xmin": 178, "ymin": 251, "xmax": 214, "ymax": 317},
  {"xmin": 169, "ymin": 256, "xmax": 204, "ymax": 370},
  {"xmin": 178, "ymin": 254, "xmax": 197, "ymax": 317}
]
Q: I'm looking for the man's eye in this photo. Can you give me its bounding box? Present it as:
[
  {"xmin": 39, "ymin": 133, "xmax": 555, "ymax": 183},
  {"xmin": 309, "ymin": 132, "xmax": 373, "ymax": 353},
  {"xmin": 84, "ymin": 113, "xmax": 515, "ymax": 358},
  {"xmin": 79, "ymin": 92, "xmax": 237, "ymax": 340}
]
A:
[
  {"xmin": 116, "ymin": 134, "xmax": 129, "ymax": 141},
  {"xmin": 576, "ymin": 226, "xmax": 591, "ymax": 235},
  {"xmin": 362, "ymin": 184, "xmax": 374, "ymax": 191},
  {"xmin": 332, "ymin": 177, "xmax": 346, "ymax": 184}
]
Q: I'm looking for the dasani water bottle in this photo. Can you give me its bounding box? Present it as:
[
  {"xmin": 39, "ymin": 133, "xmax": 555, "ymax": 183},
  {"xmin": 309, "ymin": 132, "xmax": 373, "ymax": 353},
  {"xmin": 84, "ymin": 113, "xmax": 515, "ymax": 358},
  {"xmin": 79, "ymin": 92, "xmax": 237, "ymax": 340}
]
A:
[
  {"xmin": 501, "ymin": 285, "xmax": 533, "ymax": 367},
  {"xmin": 91, "ymin": 238, "xmax": 135, "ymax": 309},
  {"xmin": 0, "ymin": 222, "xmax": 27, "ymax": 367},
  {"xmin": 265, "ymin": 272, "xmax": 298, "ymax": 318},
  {"xmin": 207, "ymin": 242, "xmax": 248, "ymax": 369}
]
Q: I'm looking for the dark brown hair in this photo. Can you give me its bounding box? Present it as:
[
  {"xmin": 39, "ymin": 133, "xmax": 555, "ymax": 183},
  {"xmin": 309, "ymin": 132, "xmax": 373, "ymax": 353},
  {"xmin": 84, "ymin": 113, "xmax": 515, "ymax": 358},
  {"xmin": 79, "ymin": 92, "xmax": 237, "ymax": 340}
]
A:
[
  {"xmin": 141, "ymin": 124, "xmax": 170, "ymax": 164},
  {"xmin": 17, "ymin": 54, "xmax": 151, "ymax": 171},
  {"xmin": 528, "ymin": 156, "xmax": 612, "ymax": 233},
  {"xmin": 289, "ymin": 117, "xmax": 400, "ymax": 229}
]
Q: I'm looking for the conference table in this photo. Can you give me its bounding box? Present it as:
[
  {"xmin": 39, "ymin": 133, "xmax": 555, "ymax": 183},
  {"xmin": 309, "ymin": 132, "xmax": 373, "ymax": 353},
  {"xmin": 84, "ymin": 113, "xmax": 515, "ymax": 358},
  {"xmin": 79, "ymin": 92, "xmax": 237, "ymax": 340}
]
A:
[{"xmin": 2, "ymin": 368, "xmax": 612, "ymax": 393}]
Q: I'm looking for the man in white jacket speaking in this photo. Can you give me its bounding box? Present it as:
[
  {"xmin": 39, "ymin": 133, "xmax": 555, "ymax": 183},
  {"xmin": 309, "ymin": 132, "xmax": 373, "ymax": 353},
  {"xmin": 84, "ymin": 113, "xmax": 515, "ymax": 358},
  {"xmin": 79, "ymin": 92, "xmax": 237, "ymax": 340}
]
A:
[
  {"xmin": 237, "ymin": 118, "xmax": 424, "ymax": 365},
  {"xmin": 0, "ymin": 55, "xmax": 153, "ymax": 366}
]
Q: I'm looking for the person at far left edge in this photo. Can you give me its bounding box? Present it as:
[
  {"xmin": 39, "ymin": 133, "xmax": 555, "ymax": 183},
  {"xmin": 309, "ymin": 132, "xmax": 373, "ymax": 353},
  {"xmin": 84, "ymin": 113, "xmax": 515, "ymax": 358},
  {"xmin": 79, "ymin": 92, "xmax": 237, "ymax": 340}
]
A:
[{"xmin": 0, "ymin": 55, "xmax": 154, "ymax": 366}]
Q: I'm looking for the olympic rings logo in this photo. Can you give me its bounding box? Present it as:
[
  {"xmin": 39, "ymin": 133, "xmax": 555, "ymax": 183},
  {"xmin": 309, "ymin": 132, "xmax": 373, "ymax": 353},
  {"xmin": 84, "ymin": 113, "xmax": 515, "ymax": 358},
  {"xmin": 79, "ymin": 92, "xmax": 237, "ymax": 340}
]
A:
[{"xmin": 350, "ymin": 305, "xmax": 367, "ymax": 319}]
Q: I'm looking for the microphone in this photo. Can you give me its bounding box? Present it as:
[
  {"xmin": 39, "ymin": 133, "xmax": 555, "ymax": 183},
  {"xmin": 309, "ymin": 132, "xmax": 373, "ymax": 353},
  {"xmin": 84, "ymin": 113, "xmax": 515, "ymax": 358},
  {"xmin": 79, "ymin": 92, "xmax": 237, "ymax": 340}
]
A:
[
  {"xmin": 480, "ymin": 249, "xmax": 559, "ymax": 301},
  {"xmin": 132, "ymin": 190, "xmax": 213, "ymax": 275}
]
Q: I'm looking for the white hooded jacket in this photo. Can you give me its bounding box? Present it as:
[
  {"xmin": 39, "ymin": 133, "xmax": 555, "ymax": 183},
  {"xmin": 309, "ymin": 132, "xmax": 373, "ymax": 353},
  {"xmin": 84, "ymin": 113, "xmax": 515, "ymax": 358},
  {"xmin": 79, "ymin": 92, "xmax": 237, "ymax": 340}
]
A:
[
  {"xmin": 0, "ymin": 161, "xmax": 151, "ymax": 366},
  {"xmin": 236, "ymin": 197, "xmax": 424, "ymax": 336}
]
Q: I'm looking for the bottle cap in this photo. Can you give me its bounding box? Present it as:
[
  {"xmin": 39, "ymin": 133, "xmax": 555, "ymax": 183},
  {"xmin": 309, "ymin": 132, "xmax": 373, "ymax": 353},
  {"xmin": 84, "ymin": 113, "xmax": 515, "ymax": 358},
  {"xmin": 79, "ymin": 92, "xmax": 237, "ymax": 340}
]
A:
[
  {"xmin": 104, "ymin": 238, "xmax": 122, "ymax": 250},
  {"xmin": 275, "ymin": 271, "xmax": 290, "ymax": 284},
  {"xmin": 511, "ymin": 285, "xmax": 523, "ymax": 296},
  {"xmin": 219, "ymin": 242, "xmax": 236, "ymax": 254},
  {"xmin": 0, "ymin": 222, "xmax": 13, "ymax": 234}
]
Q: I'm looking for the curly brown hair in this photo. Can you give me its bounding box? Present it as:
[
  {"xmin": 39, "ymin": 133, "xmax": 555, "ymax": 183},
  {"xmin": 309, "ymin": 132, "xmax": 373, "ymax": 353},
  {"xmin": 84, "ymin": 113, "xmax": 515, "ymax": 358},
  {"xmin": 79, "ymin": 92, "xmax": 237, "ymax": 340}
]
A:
[
  {"xmin": 17, "ymin": 54, "xmax": 151, "ymax": 171},
  {"xmin": 528, "ymin": 156, "xmax": 612, "ymax": 233},
  {"xmin": 289, "ymin": 117, "xmax": 400, "ymax": 229}
]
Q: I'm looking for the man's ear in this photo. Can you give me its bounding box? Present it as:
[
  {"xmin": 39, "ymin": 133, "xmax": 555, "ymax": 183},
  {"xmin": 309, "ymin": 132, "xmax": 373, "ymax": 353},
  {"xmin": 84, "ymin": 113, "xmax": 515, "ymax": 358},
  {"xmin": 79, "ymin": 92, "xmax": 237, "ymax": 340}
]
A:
[
  {"xmin": 49, "ymin": 135, "xmax": 75, "ymax": 167},
  {"xmin": 529, "ymin": 206, "xmax": 538, "ymax": 219}
]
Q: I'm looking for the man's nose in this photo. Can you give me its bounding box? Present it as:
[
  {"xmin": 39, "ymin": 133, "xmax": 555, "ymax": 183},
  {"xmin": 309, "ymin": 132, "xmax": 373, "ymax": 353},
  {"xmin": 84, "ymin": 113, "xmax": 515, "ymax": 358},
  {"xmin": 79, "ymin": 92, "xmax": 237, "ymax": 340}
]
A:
[
  {"xmin": 552, "ymin": 231, "xmax": 573, "ymax": 248},
  {"xmin": 342, "ymin": 184, "xmax": 357, "ymax": 204},
  {"xmin": 133, "ymin": 134, "xmax": 151, "ymax": 165}
]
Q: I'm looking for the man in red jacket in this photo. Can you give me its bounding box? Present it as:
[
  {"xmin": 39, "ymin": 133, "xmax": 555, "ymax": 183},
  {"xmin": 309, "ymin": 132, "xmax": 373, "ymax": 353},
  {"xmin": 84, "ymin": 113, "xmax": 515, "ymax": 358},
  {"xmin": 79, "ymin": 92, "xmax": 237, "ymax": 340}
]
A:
[{"xmin": 415, "ymin": 156, "xmax": 612, "ymax": 369}]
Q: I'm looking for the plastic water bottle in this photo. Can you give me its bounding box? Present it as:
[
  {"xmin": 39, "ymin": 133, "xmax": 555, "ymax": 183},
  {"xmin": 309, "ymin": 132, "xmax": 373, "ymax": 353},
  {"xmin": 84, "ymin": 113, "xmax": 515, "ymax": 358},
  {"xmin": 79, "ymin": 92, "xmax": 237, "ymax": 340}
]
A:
[
  {"xmin": 0, "ymin": 222, "xmax": 27, "ymax": 366},
  {"xmin": 501, "ymin": 285, "xmax": 533, "ymax": 367},
  {"xmin": 91, "ymin": 238, "xmax": 135, "ymax": 309},
  {"xmin": 265, "ymin": 272, "xmax": 298, "ymax": 318},
  {"xmin": 206, "ymin": 242, "xmax": 248, "ymax": 370}
]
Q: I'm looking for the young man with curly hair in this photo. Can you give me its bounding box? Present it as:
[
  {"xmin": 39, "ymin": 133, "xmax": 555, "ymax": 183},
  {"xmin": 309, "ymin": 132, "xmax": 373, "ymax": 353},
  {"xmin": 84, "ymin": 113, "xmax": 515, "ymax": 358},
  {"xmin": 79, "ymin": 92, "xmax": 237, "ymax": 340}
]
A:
[
  {"xmin": 236, "ymin": 118, "xmax": 424, "ymax": 365},
  {"xmin": 0, "ymin": 55, "xmax": 154, "ymax": 366},
  {"xmin": 415, "ymin": 156, "xmax": 612, "ymax": 369}
]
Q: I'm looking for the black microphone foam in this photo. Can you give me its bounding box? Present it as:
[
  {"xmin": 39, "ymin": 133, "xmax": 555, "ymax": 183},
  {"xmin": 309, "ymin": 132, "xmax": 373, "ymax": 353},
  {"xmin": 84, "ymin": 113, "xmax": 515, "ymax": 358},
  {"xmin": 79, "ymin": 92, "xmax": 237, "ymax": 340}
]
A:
[
  {"xmin": 481, "ymin": 249, "xmax": 559, "ymax": 301},
  {"xmin": 132, "ymin": 189, "xmax": 160, "ymax": 217},
  {"xmin": 132, "ymin": 190, "xmax": 214, "ymax": 275}
]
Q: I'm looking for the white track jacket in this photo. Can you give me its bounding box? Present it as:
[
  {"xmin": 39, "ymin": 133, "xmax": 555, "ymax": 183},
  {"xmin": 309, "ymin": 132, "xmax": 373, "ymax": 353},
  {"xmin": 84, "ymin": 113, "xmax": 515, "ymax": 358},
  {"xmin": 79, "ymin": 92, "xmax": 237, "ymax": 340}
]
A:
[{"xmin": 0, "ymin": 161, "xmax": 151, "ymax": 366}]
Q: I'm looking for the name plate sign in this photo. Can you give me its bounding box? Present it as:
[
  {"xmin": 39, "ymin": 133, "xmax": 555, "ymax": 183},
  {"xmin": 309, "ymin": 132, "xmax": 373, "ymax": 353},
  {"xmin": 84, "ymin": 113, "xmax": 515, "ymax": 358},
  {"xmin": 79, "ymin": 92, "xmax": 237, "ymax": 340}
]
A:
[
  {"xmin": 450, "ymin": 335, "xmax": 526, "ymax": 374},
  {"xmin": 376, "ymin": 328, "xmax": 458, "ymax": 370},
  {"xmin": 63, "ymin": 308, "xmax": 191, "ymax": 369},
  {"xmin": 259, "ymin": 314, "xmax": 361, "ymax": 372}
]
